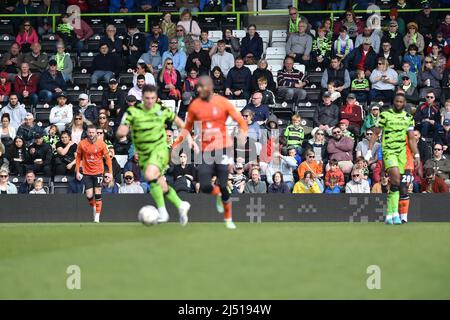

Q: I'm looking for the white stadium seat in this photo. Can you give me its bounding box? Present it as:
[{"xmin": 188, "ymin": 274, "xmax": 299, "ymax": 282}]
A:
[
  {"xmin": 229, "ymin": 99, "xmax": 248, "ymax": 112},
  {"xmin": 265, "ymin": 47, "xmax": 286, "ymax": 60},
  {"xmin": 294, "ymin": 63, "xmax": 305, "ymax": 74},
  {"xmin": 160, "ymin": 100, "xmax": 178, "ymax": 114},
  {"xmin": 271, "ymin": 29, "xmax": 287, "ymax": 46},
  {"xmin": 271, "ymin": 42, "xmax": 286, "ymax": 48},
  {"xmin": 232, "ymin": 30, "xmax": 246, "ymax": 39},
  {"xmin": 208, "ymin": 30, "xmax": 223, "ymax": 42},
  {"xmin": 246, "ymin": 64, "xmax": 258, "ymax": 73},
  {"xmin": 258, "ymin": 30, "xmax": 270, "ymax": 45}
]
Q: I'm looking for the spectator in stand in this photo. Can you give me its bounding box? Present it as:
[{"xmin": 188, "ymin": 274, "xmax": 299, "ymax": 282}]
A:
[
  {"xmin": 285, "ymin": 21, "xmax": 312, "ymax": 66},
  {"xmin": 109, "ymin": 0, "xmax": 135, "ymax": 12},
  {"xmin": 0, "ymin": 141, "xmax": 8, "ymax": 170},
  {"xmin": 277, "ymin": 56, "xmax": 308, "ymax": 106},
  {"xmin": 333, "ymin": 10, "xmax": 364, "ymax": 40},
  {"xmin": 211, "ymin": 66, "xmax": 226, "ymax": 96},
  {"xmin": 0, "ymin": 72, "xmax": 11, "ymax": 106},
  {"xmin": 128, "ymin": 75, "xmax": 146, "ymax": 101},
  {"xmin": 264, "ymin": 150, "xmax": 298, "ymax": 191},
  {"xmin": 122, "ymin": 20, "xmax": 146, "ymax": 68},
  {"xmin": 38, "ymin": 59, "xmax": 66, "ymax": 104},
  {"xmin": 37, "ymin": 0, "xmax": 65, "ymax": 35},
  {"xmin": 101, "ymin": 79, "xmax": 126, "ymax": 120},
  {"xmin": 49, "ymin": 93, "xmax": 73, "ymax": 132},
  {"xmin": 355, "ymin": 26, "xmax": 381, "ymax": 54},
  {"xmin": 241, "ymin": 92, "xmax": 269, "ymax": 125},
  {"xmin": 87, "ymin": 0, "xmax": 109, "ymax": 12},
  {"xmin": 311, "ymin": 26, "xmax": 332, "ymax": 70},
  {"xmin": 414, "ymin": 91, "xmax": 441, "ymax": 139},
  {"xmin": 7, "ymin": 136, "xmax": 27, "ymax": 175},
  {"xmin": 286, "ymin": 6, "xmax": 309, "ymax": 39},
  {"xmin": 283, "ymin": 114, "xmax": 305, "ymax": 154},
  {"xmin": 345, "ymin": 38, "xmax": 377, "ymax": 79},
  {"xmin": 176, "ymin": 0, "xmax": 200, "ymax": 14},
  {"xmin": 345, "ymin": 168, "xmax": 370, "ymax": 193},
  {"xmin": 66, "ymin": 0, "xmax": 88, "ymax": 11},
  {"xmin": 327, "ymin": 126, "xmax": 354, "ymax": 174},
  {"xmin": 421, "ymin": 167, "xmax": 449, "ymax": 193},
  {"xmin": 145, "ymin": 23, "xmax": 169, "ymax": 56},
  {"xmin": 14, "ymin": 62, "xmax": 38, "ymax": 108},
  {"xmin": 64, "ymin": 10, "xmax": 94, "ymax": 57},
  {"xmin": 133, "ymin": 63, "xmax": 156, "ymax": 86},
  {"xmin": 186, "ymin": 40, "xmax": 211, "ymax": 76},
  {"xmin": 18, "ymin": 170, "xmax": 35, "ymax": 194},
  {"xmin": 96, "ymin": 115, "xmax": 115, "ymax": 144},
  {"xmin": 12, "ymin": 0, "xmax": 36, "ymax": 33},
  {"xmin": 199, "ymin": 31, "xmax": 217, "ymax": 57},
  {"xmin": 255, "ymin": 77, "xmax": 275, "ymax": 106},
  {"xmin": 1, "ymin": 114, "xmax": 16, "ymax": 150},
  {"xmin": 119, "ymin": 171, "xmax": 145, "ymax": 193},
  {"xmin": 297, "ymin": 149, "xmax": 324, "ymax": 190},
  {"xmin": 437, "ymin": 13, "xmax": 450, "ymax": 41},
  {"xmin": 102, "ymin": 174, "xmax": 120, "ymax": 194},
  {"xmin": 50, "ymin": 42, "xmax": 73, "ymax": 83},
  {"xmin": 175, "ymin": 25, "xmax": 195, "ymax": 55},
  {"xmin": 43, "ymin": 124, "xmax": 59, "ymax": 153},
  {"xmin": 369, "ymin": 57, "xmax": 398, "ymax": 103},
  {"xmin": 398, "ymin": 61, "xmax": 417, "ymax": 88},
  {"xmin": 102, "ymin": 25, "xmax": 123, "ymax": 55},
  {"xmin": 313, "ymin": 91, "xmax": 340, "ymax": 135},
  {"xmin": 244, "ymin": 168, "xmax": 267, "ymax": 193},
  {"xmin": 0, "ymin": 168, "xmax": 17, "ymax": 194},
  {"xmin": 162, "ymin": 38, "xmax": 187, "ymax": 77},
  {"xmin": 298, "ymin": 0, "xmax": 323, "ymax": 29},
  {"xmin": 304, "ymin": 128, "xmax": 328, "ymax": 166},
  {"xmin": 334, "ymin": 27, "xmax": 354, "ymax": 61},
  {"xmin": 200, "ymin": 0, "xmax": 225, "ymax": 12},
  {"xmin": 268, "ymin": 171, "xmax": 291, "ymax": 194},
  {"xmin": 339, "ymin": 94, "xmax": 363, "ymax": 136},
  {"xmin": 378, "ymin": 41, "xmax": 400, "ymax": 71},
  {"xmin": 0, "ymin": 42, "xmax": 22, "ymax": 80},
  {"xmin": 183, "ymin": 67, "xmax": 199, "ymax": 101},
  {"xmin": 415, "ymin": 2, "xmax": 437, "ymax": 47},
  {"xmin": 225, "ymin": 57, "xmax": 252, "ymax": 101},
  {"xmin": 403, "ymin": 44, "xmax": 421, "ymax": 75},
  {"xmin": 16, "ymin": 113, "xmax": 44, "ymax": 147},
  {"xmin": 419, "ymin": 57, "xmax": 443, "ymax": 100},
  {"xmin": 171, "ymin": 152, "xmax": 196, "ymax": 193},
  {"xmin": 15, "ymin": 20, "xmax": 38, "ymax": 54},
  {"xmin": 139, "ymin": 41, "xmax": 163, "ymax": 77},
  {"xmin": 321, "ymin": 56, "xmax": 351, "ymax": 99},
  {"xmin": 427, "ymin": 43, "xmax": 447, "ymax": 75},
  {"xmin": 53, "ymin": 131, "xmax": 77, "ymax": 176},
  {"xmin": 240, "ymin": 24, "xmax": 263, "ymax": 65},
  {"xmin": 0, "ymin": 0, "xmax": 16, "ymax": 14},
  {"xmin": 90, "ymin": 43, "xmax": 122, "ymax": 87},
  {"xmin": 251, "ymin": 59, "xmax": 276, "ymax": 94},
  {"xmin": 161, "ymin": 12, "xmax": 176, "ymax": 40},
  {"xmin": 211, "ymin": 40, "xmax": 235, "ymax": 77},
  {"xmin": 136, "ymin": 0, "xmax": 160, "ymax": 12},
  {"xmin": 222, "ymin": 28, "xmax": 240, "ymax": 59},
  {"xmin": 177, "ymin": 9, "xmax": 201, "ymax": 40},
  {"xmin": 424, "ymin": 143, "xmax": 450, "ymax": 186},
  {"xmin": 22, "ymin": 43, "xmax": 48, "ymax": 76},
  {"xmin": 26, "ymin": 133, "xmax": 52, "ymax": 176},
  {"xmin": 438, "ymin": 119, "xmax": 450, "ymax": 154},
  {"xmin": 325, "ymin": 159, "xmax": 345, "ymax": 191},
  {"xmin": 404, "ymin": 22, "xmax": 425, "ymax": 55},
  {"xmin": 381, "ymin": 20, "xmax": 405, "ymax": 57},
  {"xmin": 356, "ymin": 128, "xmax": 381, "ymax": 168},
  {"xmin": 360, "ymin": 103, "xmax": 380, "ymax": 135},
  {"xmin": 157, "ymin": 59, "xmax": 182, "ymax": 101},
  {"xmin": 293, "ymin": 171, "xmax": 321, "ymax": 194},
  {"xmin": 0, "ymin": 93, "xmax": 27, "ymax": 130},
  {"xmin": 73, "ymin": 94, "xmax": 98, "ymax": 125}
]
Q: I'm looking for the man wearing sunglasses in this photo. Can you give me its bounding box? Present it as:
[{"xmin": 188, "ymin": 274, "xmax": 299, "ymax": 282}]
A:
[
  {"xmin": 414, "ymin": 90, "xmax": 441, "ymax": 139},
  {"xmin": 367, "ymin": 94, "xmax": 420, "ymax": 225},
  {"xmin": 424, "ymin": 143, "xmax": 450, "ymax": 187}
]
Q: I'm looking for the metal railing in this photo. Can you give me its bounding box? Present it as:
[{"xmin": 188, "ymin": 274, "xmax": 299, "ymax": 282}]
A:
[{"xmin": 0, "ymin": 7, "xmax": 449, "ymax": 33}]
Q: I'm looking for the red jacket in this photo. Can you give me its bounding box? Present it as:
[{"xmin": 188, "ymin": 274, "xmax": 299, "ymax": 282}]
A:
[
  {"xmin": 325, "ymin": 169, "xmax": 345, "ymax": 187},
  {"xmin": 340, "ymin": 103, "xmax": 363, "ymax": 129},
  {"xmin": 421, "ymin": 176, "xmax": 449, "ymax": 193},
  {"xmin": 0, "ymin": 82, "xmax": 11, "ymax": 96},
  {"xmin": 14, "ymin": 73, "xmax": 38, "ymax": 95}
]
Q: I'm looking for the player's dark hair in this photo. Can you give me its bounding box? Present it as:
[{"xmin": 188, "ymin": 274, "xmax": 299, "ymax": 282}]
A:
[
  {"xmin": 137, "ymin": 74, "xmax": 146, "ymax": 81},
  {"xmin": 217, "ymin": 40, "xmax": 225, "ymax": 46},
  {"xmin": 142, "ymin": 84, "xmax": 157, "ymax": 95}
]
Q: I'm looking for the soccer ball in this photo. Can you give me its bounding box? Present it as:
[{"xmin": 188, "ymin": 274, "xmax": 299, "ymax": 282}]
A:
[{"xmin": 138, "ymin": 206, "xmax": 159, "ymax": 226}]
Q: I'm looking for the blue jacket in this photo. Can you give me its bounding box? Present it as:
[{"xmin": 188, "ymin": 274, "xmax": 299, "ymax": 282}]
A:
[
  {"xmin": 136, "ymin": 0, "xmax": 160, "ymax": 7},
  {"xmin": 199, "ymin": 0, "xmax": 226, "ymax": 10},
  {"xmin": 109, "ymin": 0, "xmax": 135, "ymax": 12},
  {"xmin": 240, "ymin": 32, "xmax": 263, "ymax": 60},
  {"xmin": 241, "ymin": 104, "xmax": 270, "ymax": 122},
  {"xmin": 145, "ymin": 33, "xmax": 169, "ymax": 56},
  {"xmin": 162, "ymin": 50, "xmax": 187, "ymax": 73},
  {"xmin": 39, "ymin": 71, "xmax": 66, "ymax": 93}
]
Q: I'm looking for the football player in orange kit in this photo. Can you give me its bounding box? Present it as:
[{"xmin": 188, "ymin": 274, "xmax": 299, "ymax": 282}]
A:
[
  {"xmin": 76, "ymin": 125, "xmax": 113, "ymax": 223},
  {"xmin": 173, "ymin": 76, "xmax": 248, "ymax": 229}
]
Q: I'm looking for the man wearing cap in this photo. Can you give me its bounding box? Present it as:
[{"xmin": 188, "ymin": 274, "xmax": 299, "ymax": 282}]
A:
[
  {"xmin": 355, "ymin": 26, "xmax": 380, "ymax": 54},
  {"xmin": 101, "ymin": 78, "xmax": 126, "ymax": 119},
  {"xmin": 437, "ymin": 119, "xmax": 450, "ymax": 155},
  {"xmin": 241, "ymin": 92, "xmax": 270, "ymax": 125},
  {"xmin": 345, "ymin": 37, "xmax": 377, "ymax": 79},
  {"xmin": 90, "ymin": 43, "xmax": 121, "ymax": 87},
  {"xmin": 22, "ymin": 43, "xmax": 48, "ymax": 75},
  {"xmin": 38, "ymin": 59, "xmax": 66, "ymax": 104},
  {"xmin": 381, "ymin": 20, "xmax": 405, "ymax": 57},
  {"xmin": 360, "ymin": 103, "xmax": 380, "ymax": 135},
  {"xmin": 16, "ymin": 112, "xmax": 44, "ymax": 146},
  {"xmin": 313, "ymin": 91, "xmax": 340, "ymax": 134},
  {"xmin": 26, "ymin": 132, "xmax": 52, "ymax": 177},
  {"xmin": 73, "ymin": 93, "xmax": 98, "ymax": 125},
  {"xmin": 49, "ymin": 93, "xmax": 73, "ymax": 132},
  {"xmin": 415, "ymin": 2, "xmax": 437, "ymax": 46},
  {"xmin": 397, "ymin": 75, "xmax": 419, "ymax": 111},
  {"xmin": 339, "ymin": 93, "xmax": 363, "ymax": 136},
  {"xmin": 0, "ymin": 93, "xmax": 27, "ymax": 130}
]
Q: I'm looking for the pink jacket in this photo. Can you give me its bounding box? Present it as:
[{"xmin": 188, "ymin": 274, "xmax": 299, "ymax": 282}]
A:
[{"xmin": 16, "ymin": 29, "xmax": 39, "ymax": 48}]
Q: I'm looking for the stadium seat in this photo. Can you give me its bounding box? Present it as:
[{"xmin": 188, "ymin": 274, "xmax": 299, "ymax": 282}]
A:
[
  {"xmin": 119, "ymin": 73, "xmax": 134, "ymax": 86},
  {"xmin": 271, "ymin": 42, "xmax": 286, "ymax": 48},
  {"xmin": 258, "ymin": 30, "xmax": 270, "ymax": 46},
  {"xmin": 308, "ymin": 71, "xmax": 323, "ymax": 85},
  {"xmin": 305, "ymin": 89, "xmax": 321, "ymax": 102},
  {"xmin": 160, "ymin": 100, "xmax": 178, "ymax": 114},
  {"xmin": 267, "ymin": 62, "xmax": 283, "ymax": 73},
  {"xmin": 88, "ymin": 90, "xmax": 103, "ymax": 105},
  {"xmin": 8, "ymin": 175, "xmax": 23, "ymax": 188},
  {"xmin": 52, "ymin": 175, "xmax": 71, "ymax": 194},
  {"xmin": 0, "ymin": 20, "xmax": 13, "ymax": 36},
  {"xmin": 199, "ymin": 16, "xmax": 220, "ymax": 31},
  {"xmin": 34, "ymin": 109, "xmax": 51, "ymax": 128},
  {"xmin": 229, "ymin": 99, "xmax": 247, "ymax": 112},
  {"xmin": 41, "ymin": 40, "xmax": 57, "ymax": 53},
  {"xmin": 221, "ymin": 15, "xmax": 238, "ymax": 30},
  {"xmin": 65, "ymin": 91, "xmax": 85, "ymax": 104},
  {"xmin": 265, "ymin": 47, "xmax": 286, "ymax": 60},
  {"xmin": 0, "ymin": 39, "xmax": 13, "ymax": 53},
  {"xmin": 208, "ymin": 31, "xmax": 223, "ymax": 43},
  {"xmin": 159, "ymin": 0, "xmax": 178, "ymax": 12},
  {"xmin": 72, "ymin": 73, "xmax": 91, "ymax": 89},
  {"xmin": 232, "ymin": 30, "xmax": 246, "ymax": 40},
  {"xmin": 246, "ymin": 64, "xmax": 258, "ymax": 73},
  {"xmin": 293, "ymin": 63, "xmax": 305, "ymax": 74},
  {"xmin": 271, "ymin": 30, "xmax": 287, "ymax": 47}
]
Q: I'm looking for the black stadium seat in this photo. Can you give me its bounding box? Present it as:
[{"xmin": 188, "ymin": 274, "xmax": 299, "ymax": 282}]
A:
[
  {"xmin": 221, "ymin": 15, "xmax": 238, "ymax": 30},
  {"xmin": 308, "ymin": 72, "xmax": 323, "ymax": 85},
  {"xmin": 52, "ymin": 175, "xmax": 71, "ymax": 194},
  {"xmin": 72, "ymin": 73, "xmax": 91, "ymax": 89},
  {"xmin": 8, "ymin": 175, "xmax": 23, "ymax": 189},
  {"xmin": 160, "ymin": 0, "xmax": 178, "ymax": 12},
  {"xmin": 119, "ymin": 73, "xmax": 134, "ymax": 86},
  {"xmin": 0, "ymin": 20, "xmax": 13, "ymax": 35},
  {"xmin": 88, "ymin": 89, "xmax": 103, "ymax": 105},
  {"xmin": 41, "ymin": 40, "xmax": 57, "ymax": 53},
  {"xmin": 198, "ymin": 16, "xmax": 220, "ymax": 31},
  {"xmin": 65, "ymin": 91, "xmax": 85, "ymax": 104},
  {"xmin": 79, "ymin": 56, "xmax": 94, "ymax": 69},
  {"xmin": 34, "ymin": 109, "xmax": 51, "ymax": 128}
]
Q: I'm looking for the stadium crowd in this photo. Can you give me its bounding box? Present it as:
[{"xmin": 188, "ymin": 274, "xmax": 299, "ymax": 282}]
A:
[{"xmin": 1, "ymin": 0, "xmax": 450, "ymax": 195}]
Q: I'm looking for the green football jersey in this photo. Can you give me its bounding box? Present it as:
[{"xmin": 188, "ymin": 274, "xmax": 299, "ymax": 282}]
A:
[
  {"xmin": 122, "ymin": 103, "xmax": 176, "ymax": 157},
  {"xmin": 377, "ymin": 109, "xmax": 414, "ymax": 153}
]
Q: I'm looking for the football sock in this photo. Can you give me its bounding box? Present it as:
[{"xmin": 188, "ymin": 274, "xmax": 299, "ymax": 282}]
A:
[
  {"xmin": 150, "ymin": 182, "xmax": 165, "ymax": 209},
  {"xmin": 95, "ymin": 194, "xmax": 102, "ymax": 214},
  {"xmin": 223, "ymin": 202, "xmax": 232, "ymax": 221},
  {"xmin": 211, "ymin": 185, "xmax": 221, "ymax": 196},
  {"xmin": 399, "ymin": 197, "xmax": 410, "ymax": 222},
  {"xmin": 387, "ymin": 187, "xmax": 400, "ymax": 217},
  {"xmin": 164, "ymin": 186, "xmax": 182, "ymax": 209}
]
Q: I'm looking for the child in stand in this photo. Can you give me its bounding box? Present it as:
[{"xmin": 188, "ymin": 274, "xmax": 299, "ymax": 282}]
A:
[
  {"xmin": 324, "ymin": 176, "xmax": 341, "ymax": 193},
  {"xmin": 334, "ymin": 26, "xmax": 354, "ymax": 60},
  {"xmin": 211, "ymin": 66, "xmax": 226, "ymax": 96},
  {"xmin": 338, "ymin": 119, "xmax": 355, "ymax": 141},
  {"xmin": 327, "ymin": 80, "xmax": 342, "ymax": 104},
  {"xmin": 0, "ymin": 72, "xmax": 11, "ymax": 106},
  {"xmin": 403, "ymin": 44, "xmax": 421, "ymax": 74},
  {"xmin": 325, "ymin": 159, "xmax": 345, "ymax": 190},
  {"xmin": 29, "ymin": 178, "xmax": 47, "ymax": 194},
  {"xmin": 200, "ymin": 30, "xmax": 217, "ymax": 57},
  {"xmin": 354, "ymin": 156, "xmax": 370, "ymax": 183},
  {"xmin": 441, "ymin": 99, "xmax": 450, "ymax": 126},
  {"xmin": 256, "ymin": 77, "xmax": 275, "ymax": 105},
  {"xmin": 284, "ymin": 114, "xmax": 305, "ymax": 155},
  {"xmin": 312, "ymin": 26, "xmax": 332, "ymax": 70},
  {"xmin": 351, "ymin": 68, "xmax": 370, "ymax": 105}
]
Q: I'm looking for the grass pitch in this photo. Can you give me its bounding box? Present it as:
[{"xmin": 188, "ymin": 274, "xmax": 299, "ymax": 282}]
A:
[{"xmin": 1, "ymin": 222, "xmax": 450, "ymax": 299}]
